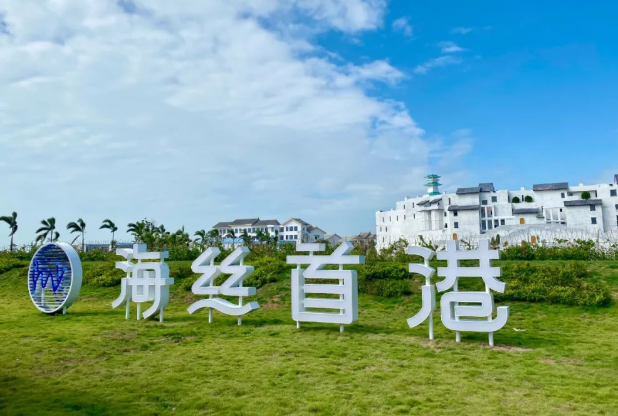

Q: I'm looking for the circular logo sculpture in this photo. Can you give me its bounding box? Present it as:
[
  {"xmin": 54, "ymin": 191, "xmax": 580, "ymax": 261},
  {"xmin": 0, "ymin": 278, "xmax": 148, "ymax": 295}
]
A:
[{"xmin": 28, "ymin": 242, "xmax": 82, "ymax": 314}]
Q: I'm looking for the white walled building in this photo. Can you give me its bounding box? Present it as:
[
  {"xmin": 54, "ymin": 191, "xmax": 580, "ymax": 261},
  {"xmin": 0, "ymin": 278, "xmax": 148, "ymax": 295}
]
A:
[
  {"xmin": 212, "ymin": 217, "xmax": 327, "ymax": 243},
  {"xmin": 376, "ymin": 174, "xmax": 618, "ymax": 250},
  {"xmin": 279, "ymin": 218, "xmax": 326, "ymax": 242}
]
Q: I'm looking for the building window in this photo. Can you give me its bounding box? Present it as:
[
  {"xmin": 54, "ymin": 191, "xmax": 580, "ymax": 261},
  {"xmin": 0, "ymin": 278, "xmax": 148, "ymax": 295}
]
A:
[
  {"xmin": 590, "ymin": 205, "xmax": 596, "ymax": 212},
  {"xmin": 561, "ymin": 192, "xmax": 565, "ymax": 198},
  {"xmin": 396, "ymin": 216, "xmax": 398, "ymax": 221},
  {"xmin": 568, "ymin": 192, "xmax": 573, "ymax": 197},
  {"xmin": 444, "ymin": 223, "xmax": 448, "ymax": 228},
  {"xmin": 379, "ymin": 227, "xmax": 382, "ymax": 232},
  {"xmin": 448, "ymin": 198, "xmax": 451, "ymax": 205},
  {"xmin": 385, "ymin": 227, "xmax": 388, "ymax": 232},
  {"xmin": 591, "ymin": 217, "xmax": 597, "ymax": 225},
  {"xmin": 412, "ymin": 203, "xmax": 415, "ymax": 208},
  {"xmin": 501, "ymin": 219, "xmax": 505, "ymax": 225},
  {"xmin": 611, "ymin": 189, "xmax": 617, "ymax": 197},
  {"xmin": 453, "ymin": 211, "xmax": 458, "ymax": 217},
  {"xmin": 494, "ymin": 220, "xmax": 499, "ymax": 228},
  {"xmin": 444, "ymin": 212, "xmax": 447, "ymax": 217},
  {"xmin": 481, "ymin": 200, "xmax": 488, "ymax": 206},
  {"xmin": 404, "ymin": 215, "xmax": 406, "ymax": 220},
  {"xmin": 454, "ymin": 222, "xmax": 459, "ymax": 229},
  {"xmin": 615, "ymin": 204, "xmax": 618, "ymax": 210},
  {"xmin": 491, "ymin": 196, "xmax": 497, "ymax": 203}
]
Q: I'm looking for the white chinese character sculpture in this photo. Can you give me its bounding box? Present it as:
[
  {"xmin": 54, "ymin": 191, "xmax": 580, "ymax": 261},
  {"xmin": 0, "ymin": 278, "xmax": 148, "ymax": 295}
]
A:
[
  {"xmin": 407, "ymin": 240, "xmax": 509, "ymax": 346},
  {"xmin": 405, "ymin": 246, "xmax": 436, "ymax": 340},
  {"xmin": 287, "ymin": 241, "xmax": 365, "ymax": 332},
  {"xmin": 187, "ymin": 246, "xmax": 259, "ymax": 325},
  {"xmin": 112, "ymin": 244, "xmax": 174, "ymax": 322}
]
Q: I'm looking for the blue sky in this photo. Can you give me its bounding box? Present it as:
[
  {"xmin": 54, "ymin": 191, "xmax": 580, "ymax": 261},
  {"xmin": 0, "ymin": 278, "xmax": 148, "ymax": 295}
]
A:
[
  {"xmin": 0, "ymin": 1, "xmax": 617, "ymax": 245},
  {"xmin": 318, "ymin": 1, "xmax": 618, "ymax": 186}
]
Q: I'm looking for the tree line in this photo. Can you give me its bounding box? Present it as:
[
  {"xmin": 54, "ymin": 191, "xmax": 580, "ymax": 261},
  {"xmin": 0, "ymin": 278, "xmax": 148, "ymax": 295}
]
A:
[{"xmin": 0, "ymin": 214, "xmax": 281, "ymax": 252}]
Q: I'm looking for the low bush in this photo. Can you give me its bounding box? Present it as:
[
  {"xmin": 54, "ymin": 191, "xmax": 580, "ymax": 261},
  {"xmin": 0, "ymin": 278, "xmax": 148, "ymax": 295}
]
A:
[
  {"xmin": 358, "ymin": 263, "xmax": 413, "ymax": 297},
  {"xmin": 244, "ymin": 257, "xmax": 287, "ymax": 288},
  {"xmin": 0, "ymin": 256, "xmax": 28, "ymax": 274},
  {"xmin": 80, "ymin": 249, "xmax": 117, "ymax": 262},
  {"xmin": 83, "ymin": 263, "xmax": 124, "ymax": 287},
  {"xmin": 496, "ymin": 262, "xmax": 611, "ymax": 306},
  {"xmin": 501, "ymin": 240, "xmax": 618, "ymax": 261}
]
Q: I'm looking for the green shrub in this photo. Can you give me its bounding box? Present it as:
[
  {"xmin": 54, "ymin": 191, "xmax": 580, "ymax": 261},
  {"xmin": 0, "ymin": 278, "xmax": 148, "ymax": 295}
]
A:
[
  {"xmin": 581, "ymin": 191, "xmax": 591, "ymax": 200},
  {"xmin": 83, "ymin": 263, "xmax": 124, "ymax": 287},
  {"xmin": 80, "ymin": 249, "xmax": 116, "ymax": 262},
  {"xmin": 524, "ymin": 195, "xmax": 533, "ymax": 202},
  {"xmin": 244, "ymin": 257, "xmax": 287, "ymax": 288},
  {"xmin": 496, "ymin": 262, "xmax": 611, "ymax": 306},
  {"xmin": 170, "ymin": 263, "xmax": 195, "ymax": 280},
  {"xmin": 501, "ymin": 239, "xmax": 617, "ymax": 261},
  {"xmin": 511, "ymin": 196, "xmax": 520, "ymax": 203},
  {"xmin": 0, "ymin": 255, "xmax": 28, "ymax": 274},
  {"xmin": 357, "ymin": 263, "xmax": 413, "ymax": 297},
  {"xmin": 361, "ymin": 279, "xmax": 412, "ymax": 297}
]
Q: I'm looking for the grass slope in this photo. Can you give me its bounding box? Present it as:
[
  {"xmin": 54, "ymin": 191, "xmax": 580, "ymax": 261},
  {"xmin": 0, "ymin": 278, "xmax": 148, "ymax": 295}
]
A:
[{"xmin": 1, "ymin": 261, "xmax": 618, "ymax": 415}]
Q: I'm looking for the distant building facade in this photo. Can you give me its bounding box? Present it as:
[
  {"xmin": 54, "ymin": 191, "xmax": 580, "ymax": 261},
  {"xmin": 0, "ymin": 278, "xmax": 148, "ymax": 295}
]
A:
[
  {"xmin": 212, "ymin": 217, "xmax": 327, "ymax": 243},
  {"xmin": 376, "ymin": 174, "xmax": 618, "ymax": 250}
]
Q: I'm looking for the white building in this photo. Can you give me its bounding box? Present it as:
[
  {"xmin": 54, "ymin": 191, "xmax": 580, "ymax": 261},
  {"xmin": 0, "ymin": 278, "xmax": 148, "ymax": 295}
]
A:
[
  {"xmin": 376, "ymin": 174, "xmax": 618, "ymax": 250},
  {"xmin": 212, "ymin": 218, "xmax": 280, "ymax": 239},
  {"xmin": 212, "ymin": 217, "xmax": 327, "ymax": 243},
  {"xmin": 279, "ymin": 218, "xmax": 326, "ymax": 242},
  {"xmin": 324, "ymin": 233, "xmax": 343, "ymax": 246}
]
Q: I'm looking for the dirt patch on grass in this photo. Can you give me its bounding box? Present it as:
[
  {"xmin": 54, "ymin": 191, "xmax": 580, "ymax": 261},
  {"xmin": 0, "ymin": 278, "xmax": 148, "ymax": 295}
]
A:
[
  {"xmin": 262, "ymin": 294, "xmax": 283, "ymax": 310},
  {"xmin": 561, "ymin": 357, "xmax": 584, "ymax": 364},
  {"xmin": 492, "ymin": 344, "xmax": 532, "ymax": 352}
]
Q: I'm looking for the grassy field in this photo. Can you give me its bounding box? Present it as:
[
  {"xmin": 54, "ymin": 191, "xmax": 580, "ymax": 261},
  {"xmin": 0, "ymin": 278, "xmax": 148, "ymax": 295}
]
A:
[{"xmin": 1, "ymin": 260, "xmax": 618, "ymax": 415}]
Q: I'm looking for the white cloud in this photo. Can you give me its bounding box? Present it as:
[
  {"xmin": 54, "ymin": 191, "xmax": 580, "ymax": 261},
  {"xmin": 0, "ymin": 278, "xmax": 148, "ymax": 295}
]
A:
[
  {"xmin": 413, "ymin": 55, "xmax": 463, "ymax": 75},
  {"xmin": 0, "ymin": 0, "xmax": 469, "ymax": 244},
  {"xmin": 451, "ymin": 27, "xmax": 472, "ymax": 35},
  {"xmin": 391, "ymin": 16, "xmax": 412, "ymax": 37},
  {"xmin": 437, "ymin": 41, "xmax": 465, "ymax": 53}
]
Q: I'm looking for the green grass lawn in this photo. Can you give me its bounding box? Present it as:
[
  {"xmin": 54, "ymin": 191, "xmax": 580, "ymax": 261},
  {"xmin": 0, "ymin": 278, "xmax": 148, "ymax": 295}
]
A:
[{"xmin": 1, "ymin": 261, "xmax": 618, "ymax": 415}]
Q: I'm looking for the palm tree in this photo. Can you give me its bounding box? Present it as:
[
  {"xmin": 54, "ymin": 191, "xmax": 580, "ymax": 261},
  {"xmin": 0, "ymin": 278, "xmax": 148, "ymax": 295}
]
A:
[
  {"xmin": 0, "ymin": 212, "xmax": 18, "ymax": 252},
  {"xmin": 194, "ymin": 229, "xmax": 207, "ymax": 247},
  {"xmin": 225, "ymin": 229, "xmax": 236, "ymax": 248},
  {"xmin": 240, "ymin": 229, "xmax": 251, "ymax": 246},
  {"xmin": 67, "ymin": 218, "xmax": 87, "ymax": 252},
  {"xmin": 36, "ymin": 217, "xmax": 59, "ymax": 244},
  {"xmin": 127, "ymin": 221, "xmax": 146, "ymax": 243},
  {"xmin": 99, "ymin": 219, "xmax": 118, "ymax": 249},
  {"xmin": 208, "ymin": 229, "xmax": 220, "ymax": 244}
]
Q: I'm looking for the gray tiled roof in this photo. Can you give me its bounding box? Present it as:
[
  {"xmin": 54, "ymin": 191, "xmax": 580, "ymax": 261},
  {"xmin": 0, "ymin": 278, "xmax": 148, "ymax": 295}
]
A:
[
  {"xmin": 479, "ymin": 183, "xmax": 495, "ymax": 192},
  {"xmin": 416, "ymin": 200, "xmax": 429, "ymax": 206},
  {"xmin": 212, "ymin": 221, "xmax": 232, "ymax": 228},
  {"xmin": 564, "ymin": 199, "xmax": 603, "ymax": 207},
  {"xmin": 255, "ymin": 219, "xmax": 280, "ymax": 226},
  {"xmin": 456, "ymin": 186, "xmax": 480, "ymax": 195},
  {"xmin": 353, "ymin": 231, "xmax": 375, "ymax": 240},
  {"xmin": 229, "ymin": 218, "xmax": 260, "ymax": 226},
  {"xmin": 448, "ymin": 205, "xmax": 480, "ymax": 211},
  {"xmin": 615, "ymin": 174, "xmax": 618, "ymax": 184},
  {"xmin": 532, "ymin": 182, "xmax": 569, "ymax": 191},
  {"xmin": 429, "ymin": 197, "xmax": 442, "ymax": 204},
  {"xmin": 512, "ymin": 207, "xmax": 540, "ymax": 215}
]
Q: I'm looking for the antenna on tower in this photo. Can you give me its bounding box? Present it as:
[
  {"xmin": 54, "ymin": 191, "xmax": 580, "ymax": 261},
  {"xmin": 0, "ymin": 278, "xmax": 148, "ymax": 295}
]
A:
[{"xmin": 425, "ymin": 174, "xmax": 442, "ymax": 196}]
